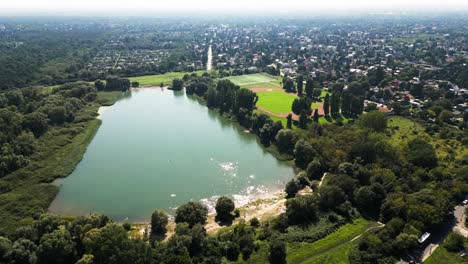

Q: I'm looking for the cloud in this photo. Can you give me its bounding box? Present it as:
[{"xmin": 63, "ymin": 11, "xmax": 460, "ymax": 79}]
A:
[{"xmin": 1, "ymin": 0, "xmax": 467, "ymax": 15}]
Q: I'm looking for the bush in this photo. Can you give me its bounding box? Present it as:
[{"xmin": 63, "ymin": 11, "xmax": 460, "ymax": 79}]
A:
[
  {"xmin": 249, "ymin": 218, "xmax": 260, "ymax": 228},
  {"xmin": 444, "ymin": 232, "xmax": 466, "ymax": 252},
  {"xmin": 122, "ymin": 222, "xmax": 131, "ymax": 231}
]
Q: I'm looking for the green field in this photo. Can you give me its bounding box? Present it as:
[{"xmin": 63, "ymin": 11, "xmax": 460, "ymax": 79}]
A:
[
  {"xmin": 224, "ymin": 73, "xmax": 281, "ymax": 88},
  {"xmin": 424, "ymin": 243, "xmax": 467, "ymax": 264},
  {"xmin": 257, "ymin": 90, "xmax": 297, "ymax": 114},
  {"xmin": 129, "ymin": 71, "xmax": 207, "ymax": 87},
  {"xmin": 286, "ymin": 219, "xmax": 379, "ymax": 264}
]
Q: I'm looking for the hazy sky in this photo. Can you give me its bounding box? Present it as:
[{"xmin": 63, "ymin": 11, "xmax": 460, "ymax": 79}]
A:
[{"xmin": 1, "ymin": 0, "xmax": 468, "ymax": 15}]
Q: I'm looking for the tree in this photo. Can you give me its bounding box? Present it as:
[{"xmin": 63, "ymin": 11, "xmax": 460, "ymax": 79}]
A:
[
  {"xmin": 296, "ymin": 75, "xmax": 304, "ymax": 95},
  {"xmin": 306, "ymin": 159, "xmax": 323, "ymax": 180},
  {"xmin": 444, "ymin": 232, "xmax": 466, "ymax": 252},
  {"xmin": 23, "ymin": 112, "xmax": 48, "ymax": 137},
  {"xmin": 357, "ymin": 111, "xmax": 387, "ymax": 132},
  {"xmin": 354, "ymin": 186, "xmax": 379, "ymax": 215},
  {"xmin": 275, "ymin": 129, "xmax": 296, "ymax": 155},
  {"xmin": 151, "ymin": 210, "xmax": 168, "ymax": 237},
  {"xmin": 105, "ymin": 76, "xmax": 130, "ymax": 91},
  {"xmin": 305, "ymin": 79, "xmax": 313, "ymax": 98},
  {"xmin": 172, "ymin": 78, "xmax": 184, "ymax": 91},
  {"xmin": 323, "ymin": 94, "xmax": 330, "ymax": 116},
  {"xmin": 224, "ymin": 241, "xmax": 240, "ymax": 261},
  {"xmin": 0, "ymin": 236, "xmax": 12, "ymax": 263},
  {"xmin": 285, "ymin": 179, "xmax": 300, "ymax": 198},
  {"xmin": 83, "ymin": 223, "xmax": 152, "ymax": 264},
  {"xmin": 299, "ymin": 111, "xmax": 308, "ymax": 129},
  {"xmin": 286, "ymin": 195, "xmax": 319, "ymax": 224},
  {"xmin": 9, "ymin": 239, "xmax": 37, "ymax": 264},
  {"xmin": 47, "ymin": 106, "xmax": 68, "ymax": 124},
  {"xmin": 312, "ymin": 88, "xmax": 321, "ymax": 98},
  {"xmin": 37, "ymin": 229, "xmax": 76, "ymax": 264},
  {"xmin": 292, "ymin": 97, "xmax": 312, "ymax": 116},
  {"xmin": 175, "ymin": 202, "xmax": 208, "ymax": 228},
  {"xmin": 318, "ymin": 185, "xmax": 346, "ymax": 211},
  {"xmin": 313, "ymin": 109, "xmax": 319, "ymax": 122},
  {"xmin": 283, "ymin": 78, "xmax": 295, "ymax": 92},
  {"xmin": 76, "ymin": 254, "xmax": 94, "ymax": 264},
  {"xmin": 94, "ymin": 80, "xmax": 105, "ymax": 91},
  {"xmin": 269, "ymin": 239, "xmax": 286, "ymax": 264},
  {"xmin": 215, "ymin": 196, "xmax": 235, "ymax": 222},
  {"xmin": 286, "ymin": 114, "xmax": 292, "ymax": 129},
  {"xmin": 294, "ymin": 139, "xmax": 316, "ymax": 169},
  {"xmin": 407, "ymin": 139, "xmax": 438, "ymax": 169}
]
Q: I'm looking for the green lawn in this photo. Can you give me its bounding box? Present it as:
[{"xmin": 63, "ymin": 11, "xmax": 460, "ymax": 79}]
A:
[
  {"xmin": 129, "ymin": 71, "xmax": 207, "ymax": 87},
  {"xmin": 224, "ymin": 73, "xmax": 280, "ymax": 88},
  {"xmin": 424, "ymin": 244, "xmax": 467, "ymax": 264},
  {"xmin": 257, "ymin": 90, "xmax": 296, "ymax": 114},
  {"xmin": 286, "ymin": 219, "xmax": 378, "ymax": 264}
]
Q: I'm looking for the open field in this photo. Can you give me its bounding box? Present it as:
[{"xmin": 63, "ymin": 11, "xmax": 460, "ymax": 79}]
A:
[
  {"xmin": 224, "ymin": 73, "xmax": 281, "ymax": 88},
  {"xmin": 286, "ymin": 219, "xmax": 379, "ymax": 264},
  {"xmin": 387, "ymin": 116, "xmax": 467, "ymax": 164},
  {"xmin": 129, "ymin": 70, "xmax": 207, "ymax": 87}
]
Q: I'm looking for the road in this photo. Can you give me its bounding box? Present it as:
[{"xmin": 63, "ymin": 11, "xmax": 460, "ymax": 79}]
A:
[
  {"xmin": 207, "ymin": 44, "xmax": 212, "ymax": 71},
  {"xmin": 398, "ymin": 205, "xmax": 467, "ymax": 264}
]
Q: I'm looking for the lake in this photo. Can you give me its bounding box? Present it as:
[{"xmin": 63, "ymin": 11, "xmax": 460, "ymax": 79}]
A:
[{"xmin": 49, "ymin": 88, "xmax": 294, "ymax": 222}]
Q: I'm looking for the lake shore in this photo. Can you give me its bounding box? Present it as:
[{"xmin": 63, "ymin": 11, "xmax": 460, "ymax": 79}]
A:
[{"xmin": 131, "ymin": 189, "xmax": 288, "ymax": 239}]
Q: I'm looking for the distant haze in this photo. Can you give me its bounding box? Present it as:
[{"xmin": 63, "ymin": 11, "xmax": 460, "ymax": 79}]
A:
[{"xmin": 1, "ymin": 0, "xmax": 468, "ymax": 16}]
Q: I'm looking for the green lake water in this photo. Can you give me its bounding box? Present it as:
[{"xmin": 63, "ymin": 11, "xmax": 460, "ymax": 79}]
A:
[{"xmin": 49, "ymin": 88, "xmax": 294, "ymax": 222}]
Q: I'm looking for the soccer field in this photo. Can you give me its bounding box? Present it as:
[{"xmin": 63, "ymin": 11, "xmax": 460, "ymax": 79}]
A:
[{"xmin": 224, "ymin": 73, "xmax": 279, "ymax": 86}]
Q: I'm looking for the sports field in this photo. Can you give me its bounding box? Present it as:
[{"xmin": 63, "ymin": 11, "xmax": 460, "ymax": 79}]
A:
[
  {"xmin": 257, "ymin": 90, "xmax": 297, "ymax": 115},
  {"xmin": 224, "ymin": 73, "xmax": 281, "ymax": 88}
]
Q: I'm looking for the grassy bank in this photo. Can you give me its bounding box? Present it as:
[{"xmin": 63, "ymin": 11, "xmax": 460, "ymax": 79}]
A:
[
  {"xmin": 424, "ymin": 246, "xmax": 467, "ymax": 264},
  {"xmin": 286, "ymin": 219, "xmax": 379, "ymax": 264},
  {"xmin": 129, "ymin": 71, "xmax": 207, "ymax": 87},
  {"xmin": 0, "ymin": 91, "xmax": 123, "ymax": 235}
]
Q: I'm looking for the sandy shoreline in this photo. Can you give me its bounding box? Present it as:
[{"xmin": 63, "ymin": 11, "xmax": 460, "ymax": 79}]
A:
[{"xmin": 130, "ymin": 190, "xmax": 287, "ymax": 239}]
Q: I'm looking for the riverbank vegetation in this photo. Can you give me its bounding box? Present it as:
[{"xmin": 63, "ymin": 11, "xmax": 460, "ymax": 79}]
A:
[{"xmin": 0, "ymin": 82, "xmax": 125, "ymax": 235}]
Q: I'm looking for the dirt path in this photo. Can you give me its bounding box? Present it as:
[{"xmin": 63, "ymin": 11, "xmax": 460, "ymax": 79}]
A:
[{"xmin": 453, "ymin": 205, "xmax": 468, "ymax": 237}]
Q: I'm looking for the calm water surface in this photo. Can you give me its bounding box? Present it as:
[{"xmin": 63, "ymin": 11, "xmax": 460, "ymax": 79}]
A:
[{"xmin": 49, "ymin": 88, "xmax": 294, "ymax": 221}]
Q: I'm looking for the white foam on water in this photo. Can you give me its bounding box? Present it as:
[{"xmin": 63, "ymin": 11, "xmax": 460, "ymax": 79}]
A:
[{"xmin": 199, "ymin": 185, "xmax": 272, "ymax": 214}]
